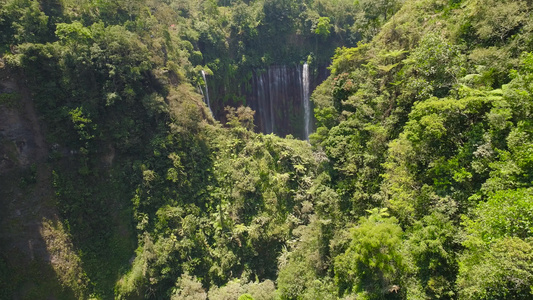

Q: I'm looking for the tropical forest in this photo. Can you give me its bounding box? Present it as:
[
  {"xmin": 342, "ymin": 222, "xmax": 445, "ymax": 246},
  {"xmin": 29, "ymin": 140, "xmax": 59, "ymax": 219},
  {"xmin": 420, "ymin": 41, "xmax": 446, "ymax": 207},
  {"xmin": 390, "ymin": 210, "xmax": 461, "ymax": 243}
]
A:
[{"xmin": 1, "ymin": 0, "xmax": 533, "ymax": 299}]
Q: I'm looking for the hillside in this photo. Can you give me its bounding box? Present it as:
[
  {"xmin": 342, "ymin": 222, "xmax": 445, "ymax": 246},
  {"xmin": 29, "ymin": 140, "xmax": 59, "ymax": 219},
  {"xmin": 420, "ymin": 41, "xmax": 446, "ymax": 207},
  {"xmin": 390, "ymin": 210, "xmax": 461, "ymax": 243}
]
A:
[{"xmin": 1, "ymin": 0, "xmax": 533, "ymax": 299}]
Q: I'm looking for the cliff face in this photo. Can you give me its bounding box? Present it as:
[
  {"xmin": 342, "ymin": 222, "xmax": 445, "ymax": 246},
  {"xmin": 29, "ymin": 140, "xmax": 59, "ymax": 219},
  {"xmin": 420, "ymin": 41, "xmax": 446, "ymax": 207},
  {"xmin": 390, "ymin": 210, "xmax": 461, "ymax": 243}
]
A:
[
  {"xmin": 0, "ymin": 74, "xmax": 46, "ymax": 173},
  {"xmin": 0, "ymin": 67, "xmax": 133, "ymax": 299},
  {"xmin": 247, "ymin": 64, "xmax": 329, "ymax": 139},
  {"xmin": 0, "ymin": 69, "xmax": 70, "ymax": 298},
  {"xmin": 209, "ymin": 64, "xmax": 329, "ymax": 139}
]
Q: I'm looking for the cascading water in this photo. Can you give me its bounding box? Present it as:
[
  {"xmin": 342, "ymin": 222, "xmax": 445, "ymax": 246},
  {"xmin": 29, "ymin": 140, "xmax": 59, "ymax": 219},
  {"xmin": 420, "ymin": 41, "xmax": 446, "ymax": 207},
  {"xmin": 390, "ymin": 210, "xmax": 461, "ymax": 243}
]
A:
[
  {"xmin": 302, "ymin": 63, "xmax": 310, "ymax": 141},
  {"xmin": 201, "ymin": 70, "xmax": 211, "ymax": 112},
  {"xmin": 256, "ymin": 73, "xmax": 272, "ymax": 134},
  {"xmin": 251, "ymin": 66, "xmax": 301, "ymax": 135},
  {"xmin": 268, "ymin": 67, "xmax": 278, "ymax": 134},
  {"xmin": 212, "ymin": 64, "xmax": 328, "ymax": 138}
]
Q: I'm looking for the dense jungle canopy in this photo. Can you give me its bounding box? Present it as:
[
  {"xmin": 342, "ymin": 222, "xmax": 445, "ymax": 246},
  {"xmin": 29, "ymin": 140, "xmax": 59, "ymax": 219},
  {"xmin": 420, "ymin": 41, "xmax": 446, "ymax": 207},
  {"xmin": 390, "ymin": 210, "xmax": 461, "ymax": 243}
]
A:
[{"xmin": 1, "ymin": 0, "xmax": 533, "ymax": 299}]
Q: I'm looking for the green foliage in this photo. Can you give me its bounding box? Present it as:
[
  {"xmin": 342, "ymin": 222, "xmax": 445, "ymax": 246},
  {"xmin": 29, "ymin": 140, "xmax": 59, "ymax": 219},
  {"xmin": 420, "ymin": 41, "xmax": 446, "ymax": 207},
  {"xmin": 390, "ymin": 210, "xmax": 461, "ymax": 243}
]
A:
[
  {"xmin": 277, "ymin": 215, "xmax": 337, "ymax": 300},
  {"xmin": 463, "ymin": 189, "xmax": 533, "ymax": 245},
  {"xmin": 329, "ymin": 44, "xmax": 371, "ymax": 76},
  {"xmin": 382, "ymin": 87, "xmax": 505, "ymax": 224},
  {"xmin": 171, "ymin": 273, "xmax": 207, "ymax": 300},
  {"xmin": 207, "ymin": 280, "xmax": 275, "ymax": 300},
  {"xmin": 353, "ymin": 0, "xmax": 402, "ymax": 41},
  {"xmin": 68, "ymin": 107, "xmax": 95, "ymax": 142},
  {"xmin": 401, "ymin": 33, "xmax": 465, "ymax": 100},
  {"xmin": 238, "ymin": 294, "xmax": 254, "ymax": 300},
  {"xmin": 334, "ymin": 208, "xmax": 405, "ymax": 298},
  {"xmin": 5, "ymin": 0, "xmax": 533, "ymax": 299},
  {"xmin": 55, "ymin": 22, "xmax": 93, "ymax": 43},
  {"xmin": 457, "ymin": 189, "xmax": 533, "ymax": 299},
  {"xmin": 314, "ymin": 17, "xmax": 331, "ymax": 38},
  {"xmin": 225, "ymin": 106, "xmax": 256, "ymax": 130},
  {"xmin": 315, "ymin": 0, "xmax": 357, "ymax": 42},
  {"xmin": 403, "ymin": 212, "xmax": 458, "ymax": 299},
  {"xmin": 467, "ymin": 0, "xmax": 529, "ymax": 42},
  {"xmin": 457, "ymin": 237, "xmax": 533, "ymax": 299},
  {"xmin": 262, "ymin": 0, "xmax": 299, "ymax": 33},
  {"xmin": 0, "ymin": 0, "xmax": 49, "ymax": 47}
]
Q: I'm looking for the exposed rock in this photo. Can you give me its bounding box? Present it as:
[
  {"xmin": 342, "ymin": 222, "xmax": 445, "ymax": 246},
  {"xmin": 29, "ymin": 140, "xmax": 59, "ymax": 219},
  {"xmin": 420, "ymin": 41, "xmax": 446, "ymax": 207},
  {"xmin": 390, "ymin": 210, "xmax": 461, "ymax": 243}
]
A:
[{"xmin": 0, "ymin": 74, "xmax": 46, "ymax": 174}]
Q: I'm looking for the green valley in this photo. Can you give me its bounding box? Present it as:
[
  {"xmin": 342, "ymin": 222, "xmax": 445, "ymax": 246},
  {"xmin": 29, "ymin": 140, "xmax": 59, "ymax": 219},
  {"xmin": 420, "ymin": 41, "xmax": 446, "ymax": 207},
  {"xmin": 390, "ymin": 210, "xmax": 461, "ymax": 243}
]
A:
[{"xmin": 1, "ymin": 0, "xmax": 533, "ymax": 299}]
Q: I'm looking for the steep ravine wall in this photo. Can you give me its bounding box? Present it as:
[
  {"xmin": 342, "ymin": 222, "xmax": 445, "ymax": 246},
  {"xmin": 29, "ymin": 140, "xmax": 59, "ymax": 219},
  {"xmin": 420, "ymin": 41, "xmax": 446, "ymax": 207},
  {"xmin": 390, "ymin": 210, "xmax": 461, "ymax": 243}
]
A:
[
  {"xmin": 0, "ymin": 68, "xmax": 133, "ymax": 298},
  {"xmin": 0, "ymin": 71, "xmax": 70, "ymax": 298}
]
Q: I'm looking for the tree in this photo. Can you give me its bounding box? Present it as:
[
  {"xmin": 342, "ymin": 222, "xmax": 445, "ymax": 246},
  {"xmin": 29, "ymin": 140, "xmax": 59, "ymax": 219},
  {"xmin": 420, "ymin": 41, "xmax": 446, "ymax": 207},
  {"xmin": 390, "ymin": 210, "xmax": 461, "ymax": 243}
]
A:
[
  {"xmin": 458, "ymin": 188, "xmax": 533, "ymax": 299},
  {"xmin": 403, "ymin": 212, "xmax": 458, "ymax": 299},
  {"xmin": 225, "ymin": 106, "xmax": 255, "ymax": 131},
  {"xmin": 334, "ymin": 208, "xmax": 405, "ymax": 298},
  {"xmin": 353, "ymin": 0, "xmax": 402, "ymax": 41},
  {"xmin": 314, "ymin": 17, "xmax": 331, "ymax": 38},
  {"xmin": 171, "ymin": 273, "xmax": 207, "ymax": 300},
  {"xmin": 0, "ymin": 0, "xmax": 49, "ymax": 46},
  {"xmin": 402, "ymin": 33, "xmax": 465, "ymax": 100},
  {"xmin": 315, "ymin": 0, "xmax": 357, "ymax": 42},
  {"xmin": 457, "ymin": 237, "xmax": 533, "ymax": 299},
  {"xmin": 467, "ymin": 0, "xmax": 528, "ymax": 42},
  {"xmin": 262, "ymin": 0, "xmax": 298, "ymax": 34}
]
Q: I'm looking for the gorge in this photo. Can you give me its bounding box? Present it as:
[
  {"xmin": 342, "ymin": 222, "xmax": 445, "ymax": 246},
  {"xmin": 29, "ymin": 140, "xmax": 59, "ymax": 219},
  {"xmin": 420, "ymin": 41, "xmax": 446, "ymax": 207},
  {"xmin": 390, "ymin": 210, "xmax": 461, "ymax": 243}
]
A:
[{"xmin": 6, "ymin": 0, "xmax": 533, "ymax": 299}]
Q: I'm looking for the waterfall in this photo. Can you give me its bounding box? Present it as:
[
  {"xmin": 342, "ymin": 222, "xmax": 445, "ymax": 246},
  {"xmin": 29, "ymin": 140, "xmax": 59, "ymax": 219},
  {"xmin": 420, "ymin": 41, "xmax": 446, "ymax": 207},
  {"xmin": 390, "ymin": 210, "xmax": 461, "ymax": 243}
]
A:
[
  {"xmin": 258, "ymin": 71, "xmax": 272, "ymax": 134},
  {"xmin": 230, "ymin": 64, "xmax": 327, "ymax": 138},
  {"xmin": 201, "ymin": 70, "xmax": 211, "ymax": 111},
  {"xmin": 302, "ymin": 63, "xmax": 310, "ymax": 141},
  {"xmin": 268, "ymin": 68, "xmax": 277, "ymax": 134},
  {"xmin": 249, "ymin": 65, "xmax": 315, "ymax": 138}
]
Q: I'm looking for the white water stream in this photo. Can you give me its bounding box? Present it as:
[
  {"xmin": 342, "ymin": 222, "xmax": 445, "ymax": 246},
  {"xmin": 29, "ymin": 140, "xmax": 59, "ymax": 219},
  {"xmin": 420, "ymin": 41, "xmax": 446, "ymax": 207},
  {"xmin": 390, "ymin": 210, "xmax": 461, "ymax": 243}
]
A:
[
  {"xmin": 302, "ymin": 63, "xmax": 310, "ymax": 141},
  {"xmin": 201, "ymin": 70, "xmax": 212, "ymax": 113}
]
